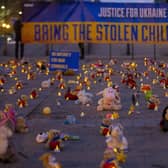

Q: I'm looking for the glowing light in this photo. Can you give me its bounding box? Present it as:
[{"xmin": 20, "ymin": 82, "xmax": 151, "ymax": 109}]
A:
[
  {"xmin": 18, "ymin": 11, "xmax": 22, "ymax": 15},
  {"xmin": 58, "ymin": 92, "xmax": 62, "ymax": 96},
  {"xmin": 6, "ymin": 24, "xmax": 10, "ymax": 29},
  {"xmin": 2, "ymin": 23, "xmax": 6, "ymax": 27},
  {"xmin": 1, "ymin": 5, "xmax": 5, "ymax": 9}
]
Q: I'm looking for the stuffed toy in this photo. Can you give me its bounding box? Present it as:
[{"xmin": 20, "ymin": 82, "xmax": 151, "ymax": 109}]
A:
[
  {"xmin": 46, "ymin": 129, "xmax": 64, "ymax": 152},
  {"xmin": 100, "ymin": 149, "xmax": 120, "ymax": 168},
  {"xmin": 15, "ymin": 80, "xmax": 23, "ymax": 90},
  {"xmin": 159, "ymin": 78, "xmax": 168, "ymax": 88},
  {"xmin": 100, "ymin": 118, "xmax": 112, "ymax": 136},
  {"xmin": 106, "ymin": 123, "xmax": 128, "ymax": 151},
  {"xmin": 15, "ymin": 116, "xmax": 29, "ymax": 133},
  {"xmin": 17, "ymin": 94, "xmax": 28, "ymax": 108},
  {"xmin": 0, "ymin": 109, "xmax": 16, "ymax": 163},
  {"xmin": 64, "ymin": 87, "xmax": 78, "ymax": 100},
  {"xmin": 144, "ymin": 90, "xmax": 153, "ymax": 101},
  {"xmin": 27, "ymin": 72, "xmax": 36, "ymax": 80},
  {"xmin": 39, "ymin": 153, "xmax": 62, "ymax": 168},
  {"xmin": 36, "ymin": 61, "xmax": 47, "ymax": 71},
  {"xmin": 64, "ymin": 115, "xmax": 76, "ymax": 124},
  {"xmin": 140, "ymin": 84, "xmax": 151, "ymax": 92},
  {"xmin": 36, "ymin": 132, "xmax": 48, "ymax": 143},
  {"xmin": 0, "ymin": 125, "xmax": 16, "ymax": 163},
  {"xmin": 97, "ymin": 87, "xmax": 122, "ymax": 111},
  {"xmin": 147, "ymin": 95, "xmax": 160, "ymax": 110},
  {"xmin": 63, "ymin": 69, "xmax": 75, "ymax": 76},
  {"xmin": 27, "ymin": 71, "xmax": 36, "ymax": 80},
  {"xmin": 0, "ymin": 76, "xmax": 5, "ymax": 86},
  {"xmin": 121, "ymin": 73, "xmax": 136, "ymax": 89},
  {"xmin": 29, "ymin": 88, "xmax": 38, "ymax": 99},
  {"xmin": 75, "ymin": 90, "xmax": 93, "ymax": 105},
  {"xmin": 41, "ymin": 79, "xmax": 51, "ymax": 89},
  {"xmin": 42, "ymin": 107, "xmax": 52, "ymax": 115},
  {"xmin": 160, "ymin": 106, "xmax": 168, "ymax": 132}
]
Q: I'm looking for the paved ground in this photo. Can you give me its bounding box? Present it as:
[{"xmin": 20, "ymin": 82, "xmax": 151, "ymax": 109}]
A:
[{"xmin": 0, "ymin": 55, "xmax": 167, "ymax": 168}]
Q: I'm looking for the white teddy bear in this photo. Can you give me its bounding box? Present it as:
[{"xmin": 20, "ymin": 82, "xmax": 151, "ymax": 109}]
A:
[
  {"xmin": 106, "ymin": 123, "xmax": 128, "ymax": 151},
  {"xmin": 96, "ymin": 87, "xmax": 122, "ymax": 111},
  {"xmin": 75, "ymin": 90, "xmax": 93, "ymax": 105},
  {"xmin": 0, "ymin": 108, "xmax": 16, "ymax": 163},
  {"xmin": 0, "ymin": 126, "xmax": 13, "ymax": 154}
]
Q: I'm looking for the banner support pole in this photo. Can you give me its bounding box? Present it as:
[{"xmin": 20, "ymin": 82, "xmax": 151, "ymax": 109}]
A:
[
  {"xmin": 131, "ymin": 43, "xmax": 134, "ymax": 60},
  {"xmin": 153, "ymin": 44, "xmax": 156, "ymax": 60},
  {"xmin": 109, "ymin": 43, "xmax": 112, "ymax": 60}
]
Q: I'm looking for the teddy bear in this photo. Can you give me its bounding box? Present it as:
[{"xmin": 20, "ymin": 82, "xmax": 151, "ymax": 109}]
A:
[
  {"xmin": 106, "ymin": 123, "xmax": 128, "ymax": 151},
  {"xmin": 17, "ymin": 94, "xmax": 28, "ymax": 108},
  {"xmin": 46, "ymin": 129, "xmax": 64, "ymax": 152},
  {"xmin": 100, "ymin": 149, "xmax": 120, "ymax": 168},
  {"xmin": 75, "ymin": 90, "xmax": 93, "ymax": 105},
  {"xmin": 100, "ymin": 118, "xmax": 112, "ymax": 136},
  {"xmin": 39, "ymin": 153, "xmax": 62, "ymax": 168},
  {"xmin": 15, "ymin": 116, "xmax": 29, "ymax": 133},
  {"xmin": 0, "ymin": 125, "xmax": 16, "ymax": 163},
  {"xmin": 147, "ymin": 94, "xmax": 160, "ymax": 110},
  {"xmin": 97, "ymin": 87, "xmax": 122, "ymax": 111},
  {"xmin": 160, "ymin": 106, "xmax": 168, "ymax": 132},
  {"xmin": 121, "ymin": 73, "xmax": 137, "ymax": 89},
  {"xmin": 159, "ymin": 78, "xmax": 168, "ymax": 88},
  {"xmin": 0, "ymin": 108, "xmax": 16, "ymax": 163},
  {"xmin": 41, "ymin": 79, "xmax": 51, "ymax": 89},
  {"xmin": 36, "ymin": 132, "xmax": 48, "ymax": 143},
  {"xmin": 64, "ymin": 87, "xmax": 78, "ymax": 100}
]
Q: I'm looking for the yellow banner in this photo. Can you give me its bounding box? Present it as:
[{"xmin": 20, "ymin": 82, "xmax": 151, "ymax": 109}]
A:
[{"xmin": 22, "ymin": 22, "xmax": 168, "ymax": 44}]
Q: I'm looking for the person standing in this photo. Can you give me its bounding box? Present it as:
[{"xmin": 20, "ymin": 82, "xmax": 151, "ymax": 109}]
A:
[
  {"xmin": 78, "ymin": 42, "xmax": 84, "ymax": 60},
  {"xmin": 13, "ymin": 18, "xmax": 24, "ymax": 61}
]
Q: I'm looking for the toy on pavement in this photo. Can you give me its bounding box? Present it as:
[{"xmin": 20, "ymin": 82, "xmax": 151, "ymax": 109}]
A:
[{"xmin": 97, "ymin": 87, "xmax": 122, "ymax": 111}]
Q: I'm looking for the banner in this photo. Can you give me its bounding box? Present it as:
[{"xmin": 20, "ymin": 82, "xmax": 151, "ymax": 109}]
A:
[
  {"xmin": 50, "ymin": 51, "xmax": 79, "ymax": 71},
  {"xmin": 22, "ymin": 2, "xmax": 168, "ymax": 44}
]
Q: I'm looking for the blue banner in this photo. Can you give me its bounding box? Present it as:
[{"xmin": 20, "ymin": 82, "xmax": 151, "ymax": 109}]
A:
[
  {"xmin": 49, "ymin": 51, "xmax": 80, "ymax": 71},
  {"xmin": 22, "ymin": 2, "xmax": 168, "ymax": 44},
  {"xmin": 23, "ymin": 2, "xmax": 168, "ymax": 23}
]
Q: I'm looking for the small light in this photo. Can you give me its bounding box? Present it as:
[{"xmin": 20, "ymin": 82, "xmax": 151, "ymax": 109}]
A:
[
  {"xmin": 6, "ymin": 24, "xmax": 10, "ymax": 29},
  {"xmin": 18, "ymin": 11, "xmax": 22, "ymax": 15},
  {"xmin": 58, "ymin": 92, "xmax": 62, "ymax": 96},
  {"xmin": 1, "ymin": 5, "xmax": 5, "ymax": 9},
  {"xmin": 2, "ymin": 23, "xmax": 6, "ymax": 27},
  {"xmin": 80, "ymin": 112, "xmax": 85, "ymax": 117}
]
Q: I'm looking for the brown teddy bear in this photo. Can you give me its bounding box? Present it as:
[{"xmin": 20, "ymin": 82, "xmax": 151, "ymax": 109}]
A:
[
  {"xmin": 39, "ymin": 153, "xmax": 62, "ymax": 168},
  {"xmin": 100, "ymin": 149, "xmax": 120, "ymax": 168},
  {"xmin": 15, "ymin": 116, "xmax": 29, "ymax": 133}
]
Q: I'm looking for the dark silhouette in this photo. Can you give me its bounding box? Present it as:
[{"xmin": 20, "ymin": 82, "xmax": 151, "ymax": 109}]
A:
[
  {"xmin": 13, "ymin": 19, "xmax": 24, "ymax": 61},
  {"xmin": 78, "ymin": 42, "xmax": 84, "ymax": 59}
]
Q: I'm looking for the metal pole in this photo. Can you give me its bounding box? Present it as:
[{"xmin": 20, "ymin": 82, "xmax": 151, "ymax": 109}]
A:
[
  {"xmin": 126, "ymin": 43, "xmax": 130, "ymax": 56},
  {"xmin": 131, "ymin": 43, "xmax": 134, "ymax": 60},
  {"xmin": 45, "ymin": 44, "xmax": 50, "ymax": 56},
  {"xmin": 109, "ymin": 43, "xmax": 112, "ymax": 60},
  {"xmin": 153, "ymin": 44, "xmax": 156, "ymax": 60}
]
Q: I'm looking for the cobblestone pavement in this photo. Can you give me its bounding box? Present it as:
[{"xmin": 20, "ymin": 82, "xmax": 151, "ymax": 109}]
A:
[{"xmin": 0, "ymin": 55, "xmax": 167, "ymax": 168}]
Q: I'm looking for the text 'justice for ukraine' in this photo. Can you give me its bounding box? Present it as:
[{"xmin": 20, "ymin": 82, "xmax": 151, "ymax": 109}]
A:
[{"xmin": 22, "ymin": 5, "xmax": 168, "ymax": 43}]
